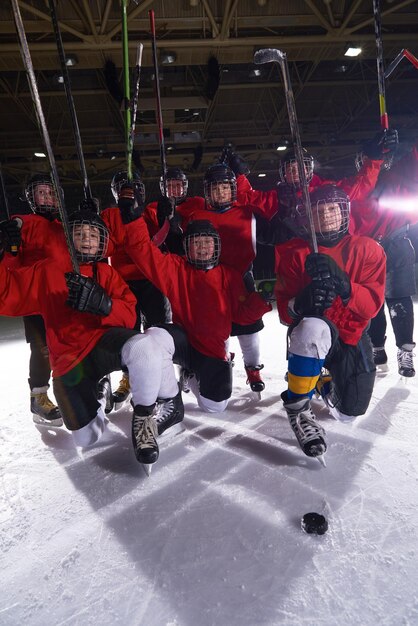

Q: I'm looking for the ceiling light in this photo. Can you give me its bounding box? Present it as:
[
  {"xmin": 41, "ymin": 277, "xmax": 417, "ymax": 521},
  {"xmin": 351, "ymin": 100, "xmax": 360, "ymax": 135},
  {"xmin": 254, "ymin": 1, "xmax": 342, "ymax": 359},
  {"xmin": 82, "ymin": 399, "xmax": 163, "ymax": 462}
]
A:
[
  {"xmin": 344, "ymin": 45, "xmax": 362, "ymax": 57},
  {"xmin": 167, "ymin": 146, "xmax": 173, "ymax": 151},
  {"xmin": 65, "ymin": 55, "xmax": 78, "ymax": 67},
  {"xmin": 249, "ymin": 68, "xmax": 262, "ymax": 78},
  {"xmin": 161, "ymin": 50, "xmax": 177, "ymax": 64},
  {"xmin": 276, "ymin": 145, "xmax": 287, "ymax": 151},
  {"xmin": 34, "ymin": 152, "xmax": 46, "ymax": 158},
  {"xmin": 192, "ymin": 111, "xmax": 199, "ymax": 116},
  {"xmin": 258, "ymin": 173, "xmax": 266, "ymax": 177},
  {"xmin": 110, "ymin": 154, "xmax": 116, "ymax": 160}
]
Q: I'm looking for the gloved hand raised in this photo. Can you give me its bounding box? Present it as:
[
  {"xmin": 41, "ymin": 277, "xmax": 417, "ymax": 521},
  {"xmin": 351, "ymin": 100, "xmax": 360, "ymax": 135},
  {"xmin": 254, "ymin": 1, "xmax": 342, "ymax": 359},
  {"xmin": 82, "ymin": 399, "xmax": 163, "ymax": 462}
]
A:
[
  {"xmin": 78, "ymin": 197, "xmax": 100, "ymax": 213},
  {"xmin": 362, "ymin": 128, "xmax": 398, "ymax": 160},
  {"xmin": 219, "ymin": 144, "xmax": 250, "ymax": 176},
  {"xmin": 156, "ymin": 195, "xmax": 175, "ymax": 227},
  {"xmin": 0, "ymin": 218, "xmax": 22, "ymax": 255},
  {"xmin": 118, "ymin": 183, "xmax": 145, "ymax": 224},
  {"xmin": 305, "ymin": 252, "xmax": 351, "ymax": 304},
  {"xmin": 65, "ymin": 272, "xmax": 112, "ymax": 316}
]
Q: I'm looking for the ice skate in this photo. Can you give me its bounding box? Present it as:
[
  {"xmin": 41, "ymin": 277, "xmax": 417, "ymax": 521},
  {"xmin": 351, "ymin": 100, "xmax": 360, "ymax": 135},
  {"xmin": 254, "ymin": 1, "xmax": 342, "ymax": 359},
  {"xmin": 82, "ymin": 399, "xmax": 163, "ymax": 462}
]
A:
[
  {"xmin": 281, "ymin": 391, "xmax": 327, "ymax": 462},
  {"xmin": 132, "ymin": 404, "xmax": 159, "ymax": 474},
  {"xmin": 155, "ymin": 388, "xmax": 185, "ymax": 440},
  {"xmin": 31, "ymin": 387, "xmax": 63, "ymax": 427},
  {"xmin": 397, "ymin": 345, "xmax": 415, "ymax": 378},
  {"xmin": 98, "ymin": 376, "xmax": 114, "ymax": 414},
  {"xmin": 245, "ymin": 364, "xmax": 265, "ymax": 398},
  {"xmin": 373, "ymin": 345, "xmax": 389, "ymax": 374},
  {"xmin": 112, "ymin": 372, "xmax": 131, "ymax": 410}
]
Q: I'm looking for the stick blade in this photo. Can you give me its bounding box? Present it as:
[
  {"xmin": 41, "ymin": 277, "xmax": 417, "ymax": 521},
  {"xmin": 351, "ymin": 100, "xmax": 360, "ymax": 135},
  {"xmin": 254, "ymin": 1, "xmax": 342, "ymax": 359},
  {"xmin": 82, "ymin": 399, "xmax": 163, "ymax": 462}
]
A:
[{"xmin": 254, "ymin": 48, "xmax": 285, "ymax": 65}]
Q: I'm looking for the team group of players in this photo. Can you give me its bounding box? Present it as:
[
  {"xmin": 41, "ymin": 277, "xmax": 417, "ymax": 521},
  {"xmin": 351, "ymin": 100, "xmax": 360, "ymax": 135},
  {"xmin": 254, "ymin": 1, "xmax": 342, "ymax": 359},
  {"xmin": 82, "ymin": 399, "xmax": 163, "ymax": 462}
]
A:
[{"xmin": 0, "ymin": 129, "xmax": 416, "ymax": 466}]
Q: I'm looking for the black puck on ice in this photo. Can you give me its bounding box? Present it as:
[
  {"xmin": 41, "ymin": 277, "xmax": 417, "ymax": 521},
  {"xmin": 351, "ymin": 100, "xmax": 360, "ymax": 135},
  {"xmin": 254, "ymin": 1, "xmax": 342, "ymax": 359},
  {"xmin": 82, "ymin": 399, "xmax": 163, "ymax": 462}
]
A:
[{"xmin": 301, "ymin": 512, "xmax": 328, "ymax": 535}]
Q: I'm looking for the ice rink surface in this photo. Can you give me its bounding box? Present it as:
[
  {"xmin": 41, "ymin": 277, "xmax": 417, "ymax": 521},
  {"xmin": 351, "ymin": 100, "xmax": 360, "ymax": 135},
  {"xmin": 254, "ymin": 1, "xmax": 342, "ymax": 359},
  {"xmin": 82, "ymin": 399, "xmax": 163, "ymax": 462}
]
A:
[{"xmin": 1, "ymin": 303, "xmax": 417, "ymax": 626}]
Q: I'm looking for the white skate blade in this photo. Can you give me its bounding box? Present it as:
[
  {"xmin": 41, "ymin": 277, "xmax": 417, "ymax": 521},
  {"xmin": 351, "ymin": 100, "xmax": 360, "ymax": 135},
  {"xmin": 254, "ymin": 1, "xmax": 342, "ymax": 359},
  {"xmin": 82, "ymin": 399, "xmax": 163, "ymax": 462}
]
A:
[
  {"xmin": 32, "ymin": 413, "xmax": 63, "ymax": 428},
  {"xmin": 251, "ymin": 391, "xmax": 262, "ymax": 401},
  {"xmin": 141, "ymin": 463, "xmax": 153, "ymax": 477},
  {"xmin": 316, "ymin": 455, "xmax": 327, "ymax": 468},
  {"xmin": 158, "ymin": 422, "xmax": 186, "ymax": 443},
  {"xmin": 113, "ymin": 395, "xmax": 132, "ymax": 412}
]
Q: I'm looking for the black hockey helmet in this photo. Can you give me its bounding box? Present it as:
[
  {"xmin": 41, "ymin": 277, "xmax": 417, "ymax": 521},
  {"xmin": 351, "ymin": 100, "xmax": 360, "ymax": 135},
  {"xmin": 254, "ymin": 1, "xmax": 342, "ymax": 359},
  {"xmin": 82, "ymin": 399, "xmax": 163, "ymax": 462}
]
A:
[
  {"xmin": 159, "ymin": 167, "xmax": 188, "ymax": 204},
  {"xmin": 183, "ymin": 219, "xmax": 221, "ymax": 270},
  {"xmin": 24, "ymin": 173, "xmax": 60, "ymax": 217},
  {"xmin": 68, "ymin": 209, "xmax": 109, "ymax": 263},
  {"xmin": 278, "ymin": 148, "xmax": 314, "ymax": 186},
  {"xmin": 203, "ymin": 163, "xmax": 237, "ymax": 212},
  {"xmin": 110, "ymin": 170, "xmax": 145, "ymax": 204},
  {"xmin": 294, "ymin": 185, "xmax": 350, "ymax": 245}
]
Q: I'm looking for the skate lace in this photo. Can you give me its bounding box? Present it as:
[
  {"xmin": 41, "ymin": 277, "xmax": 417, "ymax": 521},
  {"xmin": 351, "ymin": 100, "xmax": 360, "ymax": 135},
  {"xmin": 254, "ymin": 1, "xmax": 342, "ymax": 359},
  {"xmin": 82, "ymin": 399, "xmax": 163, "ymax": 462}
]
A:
[
  {"xmin": 398, "ymin": 349, "xmax": 414, "ymax": 369},
  {"xmin": 35, "ymin": 393, "xmax": 57, "ymax": 412},
  {"xmin": 180, "ymin": 369, "xmax": 193, "ymax": 393},
  {"xmin": 293, "ymin": 410, "xmax": 324, "ymax": 445},
  {"xmin": 115, "ymin": 374, "xmax": 130, "ymax": 395},
  {"xmin": 155, "ymin": 399, "xmax": 174, "ymax": 425},
  {"xmin": 133, "ymin": 415, "xmax": 157, "ymax": 448}
]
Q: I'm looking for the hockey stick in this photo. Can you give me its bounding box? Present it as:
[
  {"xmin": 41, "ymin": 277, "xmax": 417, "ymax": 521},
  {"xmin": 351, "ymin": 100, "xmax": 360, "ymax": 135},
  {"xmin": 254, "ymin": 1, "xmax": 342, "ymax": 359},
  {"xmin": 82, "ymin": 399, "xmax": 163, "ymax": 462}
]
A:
[
  {"xmin": 48, "ymin": 0, "xmax": 92, "ymax": 203},
  {"xmin": 384, "ymin": 48, "xmax": 418, "ymax": 79},
  {"xmin": 0, "ymin": 164, "xmax": 10, "ymax": 222},
  {"xmin": 11, "ymin": 0, "xmax": 79, "ymax": 273},
  {"xmin": 149, "ymin": 9, "xmax": 168, "ymax": 196},
  {"xmin": 373, "ymin": 0, "xmax": 389, "ymax": 131},
  {"xmin": 121, "ymin": 0, "xmax": 133, "ymax": 181},
  {"xmin": 254, "ymin": 48, "xmax": 318, "ymax": 252},
  {"xmin": 128, "ymin": 44, "xmax": 143, "ymax": 171},
  {"xmin": 148, "ymin": 9, "xmax": 170, "ymax": 246}
]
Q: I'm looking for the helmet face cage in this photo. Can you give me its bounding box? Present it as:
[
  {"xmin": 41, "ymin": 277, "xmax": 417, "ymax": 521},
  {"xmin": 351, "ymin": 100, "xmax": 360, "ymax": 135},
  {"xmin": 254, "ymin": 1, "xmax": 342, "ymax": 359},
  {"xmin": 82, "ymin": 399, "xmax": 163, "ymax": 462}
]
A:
[
  {"xmin": 159, "ymin": 170, "xmax": 189, "ymax": 204},
  {"xmin": 295, "ymin": 188, "xmax": 350, "ymax": 244},
  {"xmin": 183, "ymin": 229, "xmax": 221, "ymax": 270},
  {"xmin": 110, "ymin": 171, "xmax": 145, "ymax": 204},
  {"xmin": 70, "ymin": 216, "xmax": 109, "ymax": 263},
  {"xmin": 279, "ymin": 154, "xmax": 314, "ymax": 185},
  {"xmin": 25, "ymin": 177, "xmax": 59, "ymax": 215}
]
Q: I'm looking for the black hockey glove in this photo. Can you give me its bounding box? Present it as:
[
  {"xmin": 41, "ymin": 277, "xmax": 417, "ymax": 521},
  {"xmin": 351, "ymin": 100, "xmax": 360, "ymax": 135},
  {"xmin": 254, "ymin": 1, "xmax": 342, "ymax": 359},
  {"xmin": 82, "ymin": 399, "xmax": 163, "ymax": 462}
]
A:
[
  {"xmin": 293, "ymin": 282, "xmax": 337, "ymax": 317},
  {"xmin": 78, "ymin": 197, "xmax": 100, "ymax": 213},
  {"xmin": 227, "ymin": 152, "xmax": 250, "ymax": 176},
  {"xmin": 118, "ymin": 183, "xmax": 145, "ymax": 224},
  {"xmin": 156, "ymin": 195, "xmax": 175, "ymax": 227},
  {"xmin": 362, "ymin": 128, "xmax": 399, "ymax": 160},
  {"xmin": 65, "ymin": 272, "xmax": 112, "ymax": 316},
  {"xmin": 0, "ymin": 218, "xmax": 22, "ymax": 255},
  {"xmin": 305, "ymin": 252, "xmax": 351, "ymax": 304}
]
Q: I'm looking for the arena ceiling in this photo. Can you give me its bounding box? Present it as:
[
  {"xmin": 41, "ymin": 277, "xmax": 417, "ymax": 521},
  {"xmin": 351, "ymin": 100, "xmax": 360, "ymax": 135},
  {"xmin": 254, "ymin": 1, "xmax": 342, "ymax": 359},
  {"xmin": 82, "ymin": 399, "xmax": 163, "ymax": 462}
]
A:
[{"xmin": 0, "ymin": 0, "xmax": 417, "ymax": 202}]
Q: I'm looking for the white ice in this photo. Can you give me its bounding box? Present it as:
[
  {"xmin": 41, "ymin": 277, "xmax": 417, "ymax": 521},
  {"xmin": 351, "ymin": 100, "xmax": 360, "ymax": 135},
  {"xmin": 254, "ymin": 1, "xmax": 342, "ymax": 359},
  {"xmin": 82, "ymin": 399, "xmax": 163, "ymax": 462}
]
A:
[{"xmin": 1, "ymin": 304, "xmax": 418, "ymax": 626}]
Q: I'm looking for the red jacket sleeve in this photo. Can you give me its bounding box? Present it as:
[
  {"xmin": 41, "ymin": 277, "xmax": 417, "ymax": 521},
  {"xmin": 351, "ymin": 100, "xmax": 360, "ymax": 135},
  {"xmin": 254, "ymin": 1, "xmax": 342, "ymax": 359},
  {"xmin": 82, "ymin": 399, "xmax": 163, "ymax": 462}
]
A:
[
  {"xmin": 236, "ymin": 175, "xmax": 279, "ymax": 218},
  {"xmin": 96, "ymin": 264, "xmax": 137, "ymax": 329},
  {"xmin": 226, "ymin": 266, "xmax": 272, "ymax": 325},
  {"xmin": 313, "ymin": 158, "xmax": 383, "ymax": 202}
]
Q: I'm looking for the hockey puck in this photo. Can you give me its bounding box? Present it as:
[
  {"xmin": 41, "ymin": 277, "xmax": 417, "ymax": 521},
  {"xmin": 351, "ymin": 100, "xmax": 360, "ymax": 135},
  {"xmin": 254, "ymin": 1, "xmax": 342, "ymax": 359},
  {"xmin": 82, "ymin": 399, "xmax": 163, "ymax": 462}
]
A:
[{"xmin": 301, "ymin": 512, "xmax": 328, "ymax": 535}]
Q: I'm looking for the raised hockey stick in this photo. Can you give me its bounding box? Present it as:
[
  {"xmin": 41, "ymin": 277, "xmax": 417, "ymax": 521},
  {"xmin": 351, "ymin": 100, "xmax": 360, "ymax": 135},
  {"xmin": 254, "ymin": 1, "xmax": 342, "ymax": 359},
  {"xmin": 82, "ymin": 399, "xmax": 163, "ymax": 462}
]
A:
[
  {"xmin": 373, "ymin": 0, "xmax": 389, "ymax": 131},
  {"xmin": 48, "ymin": 0, "xmax": 92, "ymax": 203},
  {"xmin": 384, "ymin": 48, "xmax": 418, "ymax": 79},
  {"xmin": 149, "ymin": 9, "xmax": 168, "ymax": 196},
  {"xmin": 11, "ymin": 0, "xmax": 79, "ymax": 273},
  {"xmin": 254, "ymin": 48, "xmax": 318, "ymax": 252},
  {"xmin": 128, "ymin": 44, "xmax": 143, "ymax": 171},
  {"xmin": 148, "ymin": 9, "xmax": 170, "ymax": 246},
  {"xmin": 0, "ymin": 164, "xmax": 10, "ymax": 222},
  {"xmin": 121, "ymin": 0, "xmax": 133, "ymax": 181}
]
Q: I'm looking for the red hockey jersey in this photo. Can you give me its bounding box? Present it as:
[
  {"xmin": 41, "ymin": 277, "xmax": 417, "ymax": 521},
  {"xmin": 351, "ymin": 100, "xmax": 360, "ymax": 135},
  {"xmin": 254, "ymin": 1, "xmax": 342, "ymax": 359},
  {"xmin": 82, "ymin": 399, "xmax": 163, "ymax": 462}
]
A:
[
  {"xmin": 0, "ymin": 257, "xmax": 136, "ymax": 376},
  {"xmin": 275, "ymin": 235, "xmax": 386, "ymax": 345},
  {"xmin": 122, "ymin": 215, "xmax": 271, "ymax": 360}
]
